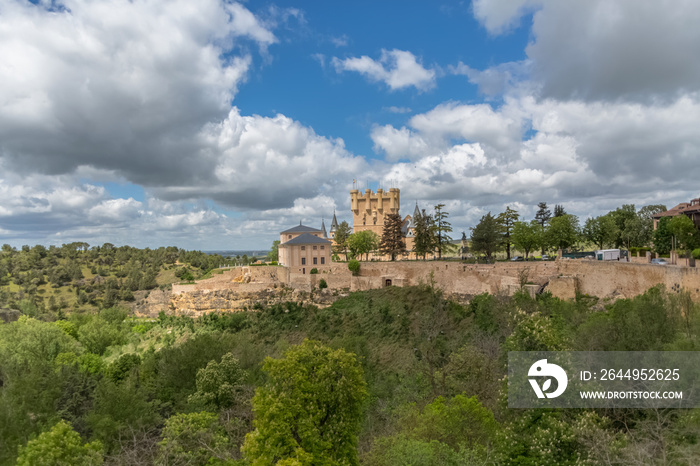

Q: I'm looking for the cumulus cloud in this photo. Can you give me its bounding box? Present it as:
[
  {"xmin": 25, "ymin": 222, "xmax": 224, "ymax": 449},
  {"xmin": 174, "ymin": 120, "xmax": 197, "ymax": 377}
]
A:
[
  {"xmin": 0, "ymin": 0, "xmax": 270, "ymax": 185},
  {"xmin": 472, "ymin": 0, "xmax": 700, "ymax": 101},
  {"xmin": 332, "ymin": 49, "xmax": 436, "ymax": 91},
  {"xmin": 153, "ymin": 107, "xmax": 368, "ymax": 210}
]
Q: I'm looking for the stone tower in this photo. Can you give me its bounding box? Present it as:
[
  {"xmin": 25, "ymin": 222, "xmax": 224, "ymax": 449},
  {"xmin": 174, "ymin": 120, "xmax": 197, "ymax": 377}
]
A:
[{"xmin": 350, "ymin": 188, "xmax": 400, "ymax": 236}]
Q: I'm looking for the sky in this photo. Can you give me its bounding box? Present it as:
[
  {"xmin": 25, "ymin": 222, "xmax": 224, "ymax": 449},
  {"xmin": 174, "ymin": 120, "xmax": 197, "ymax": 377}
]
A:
[{"xmin": 1, "ymin": 0, "xmax": 700, "ymax": 250}]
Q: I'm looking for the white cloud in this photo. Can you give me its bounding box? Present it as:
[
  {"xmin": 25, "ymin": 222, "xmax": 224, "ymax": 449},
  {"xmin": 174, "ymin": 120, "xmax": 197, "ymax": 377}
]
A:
[
  {"xmin": 472, "ymin": 0, "xmax": 700, "ymax": 101},
  {"xmin": 332, "ymin": 49, "xmax": 436, "ymax": 91},
  {"xmin": 0, "ymin": 0, "xmax": 272, "ymax": 184}
]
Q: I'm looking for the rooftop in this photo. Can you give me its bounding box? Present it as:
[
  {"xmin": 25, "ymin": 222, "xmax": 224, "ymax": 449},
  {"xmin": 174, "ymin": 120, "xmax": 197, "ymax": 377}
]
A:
[
  {"xmin": 280, "ymin": 224, "xmax": 323, "ymax": 234},
  {"xmin": 281, "ymin": 233, "xmax": 332, "ymax": 245}
]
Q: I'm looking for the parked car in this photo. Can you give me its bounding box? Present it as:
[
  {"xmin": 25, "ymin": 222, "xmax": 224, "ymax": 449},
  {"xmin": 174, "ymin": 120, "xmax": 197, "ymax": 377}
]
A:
[
  {"xmin": 651, "ymin": 258, "xmax": 668, "ymax": 265},
  {"xmin": 511, "ymin": 256, "xmax": 524, "ymax": 261},
  {"xmin": 541, "ymin": 255, "xmax": 550, "ymax": 261}
]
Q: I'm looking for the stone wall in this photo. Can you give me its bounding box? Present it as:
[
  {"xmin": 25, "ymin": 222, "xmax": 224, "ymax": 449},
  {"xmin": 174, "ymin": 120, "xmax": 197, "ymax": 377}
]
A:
[{"xmin": 163, "ymin": 260, "xmax": 700, "ymax": 316}]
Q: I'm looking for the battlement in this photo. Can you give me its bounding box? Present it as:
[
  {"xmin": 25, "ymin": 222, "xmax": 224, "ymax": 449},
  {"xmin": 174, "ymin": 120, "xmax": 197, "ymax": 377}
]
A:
[{"xmin": 350, "ymin": 188, "xmax": 400, "ymax": 235}]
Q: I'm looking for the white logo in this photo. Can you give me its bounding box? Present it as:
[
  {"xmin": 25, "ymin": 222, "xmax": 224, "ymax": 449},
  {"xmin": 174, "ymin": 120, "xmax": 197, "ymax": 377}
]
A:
[{"xmin": 528, "ymin": 359, "xmax": 568, "ymax": 399}]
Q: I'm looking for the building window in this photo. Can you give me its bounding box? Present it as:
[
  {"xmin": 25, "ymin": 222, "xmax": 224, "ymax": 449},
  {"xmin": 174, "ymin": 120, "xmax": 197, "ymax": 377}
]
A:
[
  {"xmin": 301, "ymin": 246, "xmax": 305, "ymax": 250},
  {"xmin": 321, "ymin": 257, "xmax": 325, "ymax": 264},
  {"xmin": 313, "ymin": 257, "xmax": 317, "ymax": 265},
  {"xmin": 288, "ymin": 235, "xmax": 291, "ymax": 239},
  {"xmin": 320, "ymin": 246, "xmax": 324, "ymax": 250},
  {"xmin": 313, "ymin": 245, "xmax": 317, "ymax": 250},
  {"xmin": 301, "ymin": 257, "xmax": 306, "ymax": 265}
]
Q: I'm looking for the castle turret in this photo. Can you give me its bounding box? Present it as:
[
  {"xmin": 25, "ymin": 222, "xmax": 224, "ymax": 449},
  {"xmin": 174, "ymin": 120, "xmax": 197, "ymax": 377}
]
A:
[{"xmin": 350, "ymin": 187, "xmax": 400, "ymax": 236}]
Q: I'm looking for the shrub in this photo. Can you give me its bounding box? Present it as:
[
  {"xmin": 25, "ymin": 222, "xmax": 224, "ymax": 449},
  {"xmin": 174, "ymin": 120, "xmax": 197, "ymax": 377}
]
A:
[
  {"xmin": 319, "ymin": 279, "xmax": 328, "ymax": 290},
  {"xmin": 348, "ymin": 259, "xmax": 360, "ymax": 276},
  {"xmin": 693, "ymin": 248, "xmax": 700, "ymax": 260},
  {"xmin": 310, "ymin": 268, "xmax": 319, "ymax": 274}
]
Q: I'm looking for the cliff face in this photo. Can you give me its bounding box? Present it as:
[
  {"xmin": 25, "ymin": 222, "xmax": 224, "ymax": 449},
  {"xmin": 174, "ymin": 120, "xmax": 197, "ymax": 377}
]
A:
[{"xmin": 150, "ymin": 261, "xmax": 700, "ymax": 317}]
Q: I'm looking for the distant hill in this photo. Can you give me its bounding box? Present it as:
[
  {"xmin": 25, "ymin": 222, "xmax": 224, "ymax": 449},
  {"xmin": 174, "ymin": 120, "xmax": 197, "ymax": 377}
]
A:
[{"xmin": 204, "ymin": 250, "xmax": 267, "ymax": 258}]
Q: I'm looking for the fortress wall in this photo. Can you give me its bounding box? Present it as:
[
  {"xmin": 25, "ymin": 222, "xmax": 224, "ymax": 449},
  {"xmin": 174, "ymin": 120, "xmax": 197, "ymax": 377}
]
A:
[{"xmin": 169, "ymin": 260, "xmax": 700, "ymax": 316}]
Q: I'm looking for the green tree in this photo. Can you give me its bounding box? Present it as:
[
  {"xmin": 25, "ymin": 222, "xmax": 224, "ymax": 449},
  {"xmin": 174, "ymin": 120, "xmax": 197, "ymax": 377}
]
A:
[
  {"xmin": 16, "ymin": 420, "xmax": 103, "ymax": 466},
  {"xmin": 433, "ymin": 204, "xmax": 454, "ymax": 260},
  {"xmin": 610, "ymin": 204, "xmax": 639, "ymax": 248},
  {"xmin": 348, "ymin": 259, "xmax": 360, "ymax": 276},
  {"xmin": 347, "ymin": 230, "xmax": 379, "ymax": 261},
  {"xmin": 470, "ymin": 213, "xmax": 503, "ymax": 261},
  {"xmin": 535, "ymin": 202, "xmax": 552, "ymax": 254},
  {"xmin": 511, "ymin": 220, "xmax": 542, "ymax": 259},
  {"xmin": 243, "ymin": 340, "xmax": 368, "ymax": 466},
  {"xmin": 496, "ymin": 207, "xmax": 519, "ymax": 259},
  {"xmin": 653, "ymin": 216, "xmax": 673, "ymax": 255},
  {"xmin": 637, "ymin": 204, "xmax": 667, "ymax": 247},
  {"xmin": 553, "ymin": 204, "xmax": 567, "ymax": 217},
  {"xmin": 583, "ymin": 214, "xmax": 618, "ymax": 250},
  {"xmin": 268, "ymin": 240, "xmax": 280, "ymax": 262},
  {"xmin": 159, "ymin": 412, "xmax": 233, "ymax": 465},
  {"xmin": 546, "ymin": 214, "xmax": 580, "ymax": 251},
  {"xmin": 413, "ymin": 209, "xmax": 435, "ymax": 260},
  {"xmin": 333, "ymin": 221, "xmax": 352, "ymax": 258},
  {"xmin": 668, "ymin": 215, "xmax": 699, "ymax": 254},
  {"xmin": 188, "ymin": 353, "xmax": 246, "ymax": 411},
  {"xmin": 379, "ymin": 213, "xmax": 406, "ymax": 261}
]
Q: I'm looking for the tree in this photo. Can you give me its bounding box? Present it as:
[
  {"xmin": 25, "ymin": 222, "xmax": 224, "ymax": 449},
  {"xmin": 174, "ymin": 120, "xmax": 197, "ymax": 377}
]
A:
[
  {"xmin": 159, "ymin": 412, "xmax": 233, "ymax": 465},
  {"xmin": 433, "ymin": 204, "xmax": 453, "ymax": 260},
  {"xmin": 511, "ymin": 220, "xmax": 542, "ymax": 259},
  {"xmin": 535, "ymin": 202, "xmax": 552, "ymax": 254},
  {"xmin": 535, "ymin": 202, "xmax": 551, "ymax": 227},
  {"xmin": 470, "ymin": 213, "xmax": 503, "ymax": 261},
  {"xmin": 188, "ymin": 353, "xmax": 246, "ymax": 411},
  {"xmin": 333, "ymin": 221, "xmax": 352, "ymax": 258},
  {"xmin": 553, "ymin": 204, "xmax": 567, "ymax": 217},
  {"xmin": 347, "ymin": 230, "xmax": 379, "ymax": 261},
  {"xmin": 413, "ymin": 209, "xmax": 435, "ymax": 260},
  {"xmin": 17, "ymin": 420, "xmax": 103, "ymax": 466},
  {"xmin": 267, "ymin": 240, "xmax": 280, "ymax": 263},
  {"xmin": 583, "ymin": 214, "xmax": 618, "ymax": 250},
  {"xmin": 668, "ymin": 215, "xmax": 699, "ymax": 254},
  {"xmin": 242, "ymin": 340, "xmax": 368, "ymax": 465},
  {"xmin": 653, "ymin": 217, "xmax": 673, "ymax": 255},
  {"xmin": 379, "ymin": 213, "xmax": 406, "ymax": 261},
  {"xmin": 610, "ymin": 204, "xmax": 639, "ymax": 248},
  {"xmin": 497, "ymin": 207, "xmax": 519, "ymax": 259},
  {"xmin": 637, "ymin": 204, "xmax": 666, "ymax": 247},
  {"xmin": 546, "ymin": 214, "xmax": 580, "ymax": 251}
]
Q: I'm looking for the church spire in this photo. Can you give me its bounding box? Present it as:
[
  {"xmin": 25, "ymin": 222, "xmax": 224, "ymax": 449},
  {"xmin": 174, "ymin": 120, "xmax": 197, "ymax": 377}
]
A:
[{"xmin": 321, "ymin": 219, "xmax": 328, "ymax": 238}]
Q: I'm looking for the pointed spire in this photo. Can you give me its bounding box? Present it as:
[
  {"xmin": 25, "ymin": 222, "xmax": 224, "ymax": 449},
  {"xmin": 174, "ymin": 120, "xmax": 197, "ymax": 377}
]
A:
[
  {"xmin": 413, "ymin": 203, "xmax": 421, "ymax": 221},
  {"xmin": 330, "ymin": 210, "xmax": 339, "ymax": 231},
  {"xmin": 321, "ymin": 219, "xmax": 328, "ymax": 238}
]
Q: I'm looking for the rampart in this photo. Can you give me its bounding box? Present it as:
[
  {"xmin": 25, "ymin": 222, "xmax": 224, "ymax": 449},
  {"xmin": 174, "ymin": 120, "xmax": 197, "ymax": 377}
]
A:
[{"xmin": 159, "ymin": 260, "xmax": 700, "ymax": 316}]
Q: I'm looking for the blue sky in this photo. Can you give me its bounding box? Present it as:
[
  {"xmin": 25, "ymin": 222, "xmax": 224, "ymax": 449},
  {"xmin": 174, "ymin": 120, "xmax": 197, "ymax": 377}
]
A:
[{"xmin": 1, "ymin": 0, "xmax": 700, "ymax": 250}]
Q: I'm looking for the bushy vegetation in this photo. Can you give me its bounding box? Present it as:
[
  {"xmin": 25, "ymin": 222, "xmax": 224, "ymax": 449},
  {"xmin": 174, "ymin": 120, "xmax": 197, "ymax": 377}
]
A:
[
  {"xmin": 2, "ymin": 282, "xmax": 700, "ymax": 464},
  {"xmin": 0, "ymin": 242, "xmax": 233, "ymax": 319}
]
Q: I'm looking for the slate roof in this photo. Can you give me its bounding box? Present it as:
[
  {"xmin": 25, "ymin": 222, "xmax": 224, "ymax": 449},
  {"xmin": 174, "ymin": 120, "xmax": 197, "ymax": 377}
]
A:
[
  {"xmin": 280, "ymin": 224, "xmax": 323, "ymax": 234},
  {"xmin": 281, "ymin": 233, "xmax": 332, "ymax": 245}
]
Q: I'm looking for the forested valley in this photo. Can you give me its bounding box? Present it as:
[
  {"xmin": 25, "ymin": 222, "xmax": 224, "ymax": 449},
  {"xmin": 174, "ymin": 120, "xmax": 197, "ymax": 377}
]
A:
[{"xmin": 2, "ymin": 244, "xmax": 700, "ymax": 464}]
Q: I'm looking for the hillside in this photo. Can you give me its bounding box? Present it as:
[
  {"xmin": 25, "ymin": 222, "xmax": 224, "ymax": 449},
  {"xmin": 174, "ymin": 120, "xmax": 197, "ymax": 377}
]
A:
[{"xmin": 2, "ymin": 281, "xmax": 700, "ymax": 464}]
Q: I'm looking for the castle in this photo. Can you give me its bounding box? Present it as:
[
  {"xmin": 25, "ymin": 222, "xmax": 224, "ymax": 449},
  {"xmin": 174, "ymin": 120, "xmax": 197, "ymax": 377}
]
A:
[{"xmin": 279, "ymin": 187, "xmax": 431, "ymax": 268}]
